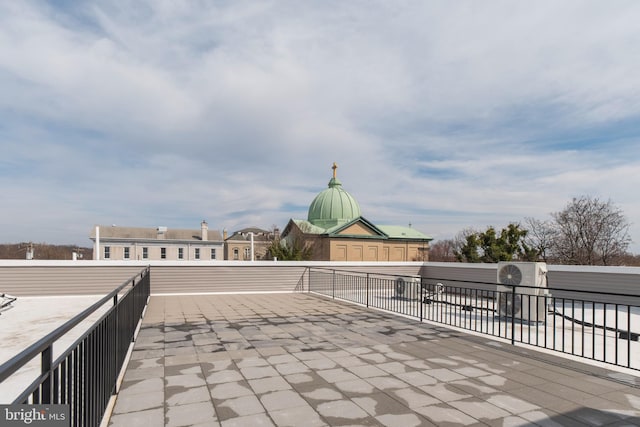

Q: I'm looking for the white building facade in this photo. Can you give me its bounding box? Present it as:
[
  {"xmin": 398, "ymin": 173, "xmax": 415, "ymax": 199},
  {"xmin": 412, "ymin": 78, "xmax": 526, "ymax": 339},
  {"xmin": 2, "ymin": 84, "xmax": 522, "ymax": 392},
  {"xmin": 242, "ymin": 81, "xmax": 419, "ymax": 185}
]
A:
[{"xmin": 90, "ymin": 221, "xmax": 224, "ymax": 261}]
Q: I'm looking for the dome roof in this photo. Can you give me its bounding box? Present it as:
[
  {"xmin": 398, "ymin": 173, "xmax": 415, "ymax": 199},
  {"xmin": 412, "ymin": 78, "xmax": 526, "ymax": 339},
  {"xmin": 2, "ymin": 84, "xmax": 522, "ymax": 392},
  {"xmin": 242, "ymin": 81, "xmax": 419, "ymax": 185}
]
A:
[{"xmin": 307, "ymin": 165, "xmax": 361, "ymax": 228}]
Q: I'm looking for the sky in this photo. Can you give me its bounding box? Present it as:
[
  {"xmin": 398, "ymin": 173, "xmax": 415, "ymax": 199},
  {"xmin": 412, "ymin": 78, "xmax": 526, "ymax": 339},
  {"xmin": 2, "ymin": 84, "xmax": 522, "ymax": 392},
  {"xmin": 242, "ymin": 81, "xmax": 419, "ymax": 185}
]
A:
[{"xmin": 1, "ymin": 1, "xmax": 640, "ymax": 253}]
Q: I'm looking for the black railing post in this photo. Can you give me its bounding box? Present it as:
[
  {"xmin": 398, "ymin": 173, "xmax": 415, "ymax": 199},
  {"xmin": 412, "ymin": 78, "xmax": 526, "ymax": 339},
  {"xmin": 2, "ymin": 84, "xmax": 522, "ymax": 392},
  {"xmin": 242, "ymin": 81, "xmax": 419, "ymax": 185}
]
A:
[
  {"xmin": 628, "ymin": 305, "xmax": 632, "ymax": 368},
  {"xmin": 41, "ymin": 345, "xmax": 53, "ymax": 404},
  {"xmin": 419, "ymin": 280, "xmax": 423, "ymax": 322},
  {"xmin": 366, "ymin": 273, "xmax": 370, "ymax": 308},
  {"xmin": 114, "ymin": 294, "xmax": 120, "ymax": 394},
  {"xmin": 332, "ymin": 270, "xmax": 335, "ymax": 299},
  {"xmin": 510, "ymin": 285, "xmax": 516, "ymax": 346}
]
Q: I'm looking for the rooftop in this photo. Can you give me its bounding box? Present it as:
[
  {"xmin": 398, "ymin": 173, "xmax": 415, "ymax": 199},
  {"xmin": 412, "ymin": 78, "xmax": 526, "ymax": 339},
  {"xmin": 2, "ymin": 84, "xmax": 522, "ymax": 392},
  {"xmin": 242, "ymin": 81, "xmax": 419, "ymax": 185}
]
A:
[
  {"xmin": 108, "ymin": 293, "xmax": 640, "ymax": 426},
  {"xmin": 90, "ymin": 225, "xmax": 223, "ymax": 242},
  {"xmin": 1, "ymin": 262, "xmax": 639, "ymax": 426}
]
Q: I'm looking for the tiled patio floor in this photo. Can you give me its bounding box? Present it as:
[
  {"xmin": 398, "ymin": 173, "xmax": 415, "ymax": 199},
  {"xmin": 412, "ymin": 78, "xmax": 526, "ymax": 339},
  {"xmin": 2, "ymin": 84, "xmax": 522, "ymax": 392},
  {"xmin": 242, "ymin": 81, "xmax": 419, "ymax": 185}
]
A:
[{"xmin": 108, "ymin": 293, "xmax": 640, "ymax": 427}]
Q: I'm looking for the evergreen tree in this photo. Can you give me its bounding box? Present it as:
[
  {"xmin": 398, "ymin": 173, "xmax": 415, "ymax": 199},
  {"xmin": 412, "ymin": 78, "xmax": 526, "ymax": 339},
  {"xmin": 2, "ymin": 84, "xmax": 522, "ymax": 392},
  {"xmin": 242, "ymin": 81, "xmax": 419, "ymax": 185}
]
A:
[{"xmin": 455, "ymin": 223, "xmax": 538, "ymax": 263}]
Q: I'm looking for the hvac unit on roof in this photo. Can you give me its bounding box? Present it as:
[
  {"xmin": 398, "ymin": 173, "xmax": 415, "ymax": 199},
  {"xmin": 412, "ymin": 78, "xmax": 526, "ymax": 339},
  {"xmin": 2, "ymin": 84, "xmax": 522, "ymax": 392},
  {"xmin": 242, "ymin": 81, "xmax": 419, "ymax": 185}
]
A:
[
  {"xmin": 496, "ymin": 262, "xmax": 549, "ymax": 322},
  {"xmin": 395, "ymin": 276, "xmax": 422, "ymax": 300}
]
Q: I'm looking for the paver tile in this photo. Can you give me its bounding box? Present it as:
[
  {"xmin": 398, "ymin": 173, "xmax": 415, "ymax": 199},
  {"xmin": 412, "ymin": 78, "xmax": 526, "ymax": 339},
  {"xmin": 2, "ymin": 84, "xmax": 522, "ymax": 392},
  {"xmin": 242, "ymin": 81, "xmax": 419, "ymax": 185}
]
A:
[
  {"xmin": 167, "ymin": 385, "xmax": 211, "ymax": 406},
  {"xmin": 365, "ymin": 375, "xmax": 408, "ymax": 390},
  {"xmin": 122, "ymin": 366, "xmax": 164, "ymax": 382},
  {"xmin": 109, "ymin": 407, "xmax": 164, "ymax": 427},
  {"xmin": 220, "ymin": 413, "xmax": 275, "ymax": 427},
  {"xmin": 414, "ymin": 404, "xmax": 478, "ymax": 426},
  {"xmin": 275, "ymin": 362, "xmax": 309, "ymax": 375},
  {"xmin": 210, "ymin": 382, "xmax": 254, "ymax": 400},
  {"xmin": 249, "ymin": 376, "xmax": 292, "ymax": 394},
  {"xmin": 394, "ymin": 371, "xmax": 438, "ymax": 387},
  {"xmin": 486, "ymin": 394, "xmax": 540, "ymax": 414},
  {"xmin": 260, "ymin": 390, "xmax": 309, "ymax": 411},
  {"xmin": 301, "ymin": 387, "xmax": 343, "ymax": 401},
  {"xmin": 393, "ymin": 387, "xmax": 440, "ymax": 408},
  {"xmin": 112, "ymin": 390, "xmax": 164, "ymax": 414},
  {"xmin": 118, "ymin": 377, "xmax": 164, "ymax": 397},
  {"xmin": 375, "ymin": 412, "xmax": 431, "ymax": 427},
  {"xmin": 303, "ymin": 358, "xmax": 337, "ymax": 370},
  {"xmin": 424, "ymin": 368, "xmax": 466, "ymax": 382},
  {"xmin": 334, "ymin": 378, "xmax": 376, "ymax": 394},
  {"xmin": 269, "ymin": 405, "xmax": 326, "ymax": 427},
  {"xmin": 207, "ymin": 369, "xmax": 244, "ymax": 384},
  {"xmin": 449, "ymin": 398, "xmax": 511, "ymax": 420},
  {"xmin": 316, "ymin": 368, "xmax": 359, "ymax": 383},
  {"xmin": 316, "ymin": 400, "xmax": 369, "ymax": 420},
  {"xmin": 166, "ymin": 401, "xmax": 217, "ymax": 427},
  {"xmin": 216, "ymin": 395, "xmax": 265, "ymax": 418},
  {"xmin": 241, "ymin": 366, "xmax": 279, "ymax": 380},
  {"xmin": 166, "ymin": 373, "xmax": 206, "ymax": 388}
]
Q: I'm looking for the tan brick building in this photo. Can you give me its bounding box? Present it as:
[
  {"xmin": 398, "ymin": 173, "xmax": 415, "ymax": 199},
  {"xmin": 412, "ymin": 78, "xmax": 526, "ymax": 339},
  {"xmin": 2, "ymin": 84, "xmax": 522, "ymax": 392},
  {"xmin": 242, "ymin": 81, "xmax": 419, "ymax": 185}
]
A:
[{"xmin": 224, "ymin": 227, "xmax": 277, "ymax": 261}]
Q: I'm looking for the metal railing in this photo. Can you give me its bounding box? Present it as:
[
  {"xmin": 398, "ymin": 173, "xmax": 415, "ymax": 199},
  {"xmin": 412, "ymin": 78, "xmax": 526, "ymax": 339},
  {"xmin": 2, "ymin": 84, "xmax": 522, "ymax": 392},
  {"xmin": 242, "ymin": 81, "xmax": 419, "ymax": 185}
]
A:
[
  {"xmin": 309, "ymin": 267, "xmax": 640, "ymax": 371},
  {"xmin": 0, "ymin": 267, "xmax": 150, "ymax": 426}
]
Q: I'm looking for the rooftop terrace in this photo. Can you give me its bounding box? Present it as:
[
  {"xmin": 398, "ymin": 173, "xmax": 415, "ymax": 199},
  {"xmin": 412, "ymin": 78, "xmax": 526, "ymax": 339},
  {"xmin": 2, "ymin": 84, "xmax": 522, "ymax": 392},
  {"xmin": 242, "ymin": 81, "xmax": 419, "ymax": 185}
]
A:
[
  {"xmin": 1, "ymin": 261, "xmax": 639, "ymax": 426},
  {"xmin": 109, "ymin": 293, "xmax": 640, "ymax": 426}
]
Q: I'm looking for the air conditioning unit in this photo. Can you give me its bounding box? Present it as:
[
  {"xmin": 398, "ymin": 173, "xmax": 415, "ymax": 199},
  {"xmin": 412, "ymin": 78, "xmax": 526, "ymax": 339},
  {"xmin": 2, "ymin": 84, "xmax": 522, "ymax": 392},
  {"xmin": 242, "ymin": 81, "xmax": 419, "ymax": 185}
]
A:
[
  {"xmin": 496, "ymin": 262, "xmax": 549, "ymax": 322},
  {"xmin": 395, "ymin": 276, "xmax": 421, "ymax": 299}
]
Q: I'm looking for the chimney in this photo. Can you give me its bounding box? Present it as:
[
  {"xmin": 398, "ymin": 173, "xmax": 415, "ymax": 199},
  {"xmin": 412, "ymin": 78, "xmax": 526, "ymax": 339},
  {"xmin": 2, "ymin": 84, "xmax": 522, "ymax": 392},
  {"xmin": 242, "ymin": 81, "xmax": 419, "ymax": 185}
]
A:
[
  {"xmin": 274, "ymin": 227, "xmax": 280, "ymax": 241},
  {"xmin": 201, "ymin": 220, "xmax": 208, "ymax": 241},
  {"xmin": 157, "ymin": 226, "xmax": 167, "ymax": 239},
  {"xmin": 223, "ymin": 228, "xmax": 228, "ymax": 240}
]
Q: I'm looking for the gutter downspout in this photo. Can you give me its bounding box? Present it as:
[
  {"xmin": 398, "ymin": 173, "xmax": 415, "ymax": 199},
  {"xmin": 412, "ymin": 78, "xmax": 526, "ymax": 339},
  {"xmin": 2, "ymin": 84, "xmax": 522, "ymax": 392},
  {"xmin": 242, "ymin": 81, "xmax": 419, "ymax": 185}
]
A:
[
  {"xmin": 250, "ymin": 232, "xmax": 255, "ymax": 261},
  {"xmin": 95, "ymin": 226, "xmax": 100, "ymax": 260}
]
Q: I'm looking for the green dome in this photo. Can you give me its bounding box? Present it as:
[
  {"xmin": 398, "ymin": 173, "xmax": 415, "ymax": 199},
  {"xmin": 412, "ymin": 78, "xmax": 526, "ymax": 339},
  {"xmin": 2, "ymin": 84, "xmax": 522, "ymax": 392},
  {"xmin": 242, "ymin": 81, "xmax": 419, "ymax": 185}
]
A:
[{"xmin": 307, "ymin": 176, "xmax": 361, "ymax": 228}]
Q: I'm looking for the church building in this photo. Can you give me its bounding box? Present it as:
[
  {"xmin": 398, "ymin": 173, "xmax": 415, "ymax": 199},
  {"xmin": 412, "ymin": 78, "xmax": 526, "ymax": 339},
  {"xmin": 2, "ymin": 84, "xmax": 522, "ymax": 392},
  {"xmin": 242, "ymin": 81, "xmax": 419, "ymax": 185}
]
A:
[{"xmin": 281, "ymin": 164, "xmax": 432, "ymax": 261}]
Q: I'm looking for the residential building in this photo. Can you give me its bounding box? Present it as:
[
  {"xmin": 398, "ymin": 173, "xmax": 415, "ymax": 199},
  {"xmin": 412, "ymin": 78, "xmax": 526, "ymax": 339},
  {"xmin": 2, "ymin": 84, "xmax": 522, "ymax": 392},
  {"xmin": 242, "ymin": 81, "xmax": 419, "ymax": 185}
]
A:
[
  {"xmin": 89, "ymin": 221, "xmax": 223, "ymax": 261},
  {"xmin": 224, "ymin": 227, "xmax": 277, "ymax": 260}
]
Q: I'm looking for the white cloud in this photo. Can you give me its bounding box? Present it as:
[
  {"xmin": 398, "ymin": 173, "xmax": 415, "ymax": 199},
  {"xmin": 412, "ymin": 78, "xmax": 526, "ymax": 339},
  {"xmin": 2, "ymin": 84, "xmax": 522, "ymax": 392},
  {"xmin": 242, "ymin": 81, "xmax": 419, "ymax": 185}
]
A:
[{"xmin": 1, "ymin": 1, "xmax": 639, "ymax": 252}]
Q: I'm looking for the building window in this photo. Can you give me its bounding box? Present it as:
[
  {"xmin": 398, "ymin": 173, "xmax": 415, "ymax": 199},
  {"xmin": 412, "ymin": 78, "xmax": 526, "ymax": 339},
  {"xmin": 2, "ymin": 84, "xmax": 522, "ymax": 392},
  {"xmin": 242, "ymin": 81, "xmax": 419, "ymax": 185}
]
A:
[
  {"xmin": 210, "ymin": 248, "xmax": 216, "ymax": 260},
  {"xmin": 195, "ymin": 248, "xmax": 200, "ymax": 260},
  {"xmin": 178, "ymin": 248, "xmax": 184, "ymax": 260},
  {"xmin": 161, "ymin": 247, "xmax": 167, "ymax": 259},
  {"xmin": 124, "ymin": 247, "xmax": 130, "ymax": 259},
  {"xmin": 142, "ymin": 247, "xmax": 148, "ymax": 259},
  {"xmin": 233, "ymin": 248, "xmax": 239, "ymax": 260},
  {"xmin": 104, "ymin": 246, "xmax": 110, "ymax": 259},
  {"xmin": 244, "ymin": 248, "xmax": 251, "ymax": 260}
]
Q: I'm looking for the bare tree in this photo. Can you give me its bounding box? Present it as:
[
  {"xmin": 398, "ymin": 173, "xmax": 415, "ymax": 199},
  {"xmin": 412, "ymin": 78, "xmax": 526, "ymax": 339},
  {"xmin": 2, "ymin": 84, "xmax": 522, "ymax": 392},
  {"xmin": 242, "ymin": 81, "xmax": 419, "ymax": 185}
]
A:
[
  {"xmin": 0, "ymin": 243, "xmax": 92, "ymax": 260},
  {"xmin": 428, "ymin": 239, "xmax": 457, "ymax": 262},
  {"xmin": 548, "ymin": 196, "xmax": 631, "ymax": 265},
  {"xmin": 453, "ymin": 228, "xmax": 477, "ymax": 255},
  {"xmin": 523, "ymin": 217, "xmax": 556, "ymax": 263}
]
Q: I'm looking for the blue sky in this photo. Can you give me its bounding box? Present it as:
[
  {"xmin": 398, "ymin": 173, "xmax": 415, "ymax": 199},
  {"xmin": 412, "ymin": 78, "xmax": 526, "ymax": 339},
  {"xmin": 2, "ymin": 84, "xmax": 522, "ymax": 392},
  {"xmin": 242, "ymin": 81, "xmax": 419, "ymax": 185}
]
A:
[{"xmin": 1, "ymin": 1, "xmax": 640, "ymax": 253}]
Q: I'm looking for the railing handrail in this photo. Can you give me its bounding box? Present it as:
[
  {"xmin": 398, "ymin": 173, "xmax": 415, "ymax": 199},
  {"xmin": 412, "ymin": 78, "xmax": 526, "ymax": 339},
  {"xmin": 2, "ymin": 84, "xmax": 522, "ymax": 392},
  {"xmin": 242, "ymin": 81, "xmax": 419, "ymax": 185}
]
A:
[
  {"xmin": 310, "ymin": 267, "xmax": 640, "ymax": 299},
  {"xmin": 421, "ymin": 275, "xmax": 640, "ymax": 299},
  {"xmin": 0, "ymin": 266, "xmax": 149, "ymax": 383},
  {"xmin": 310, "ymin": 266, "xmax": 640, "ymax": 371},
  {"xmin": 309, "ymin": 266, "xmax": 421, "ymax": 280}
]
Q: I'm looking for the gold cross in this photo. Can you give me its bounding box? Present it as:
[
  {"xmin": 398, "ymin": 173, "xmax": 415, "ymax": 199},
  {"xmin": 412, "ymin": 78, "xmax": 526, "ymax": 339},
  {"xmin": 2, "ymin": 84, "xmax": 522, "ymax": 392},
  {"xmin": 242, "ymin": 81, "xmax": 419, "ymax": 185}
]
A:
[{"xmin": 332, "ymin": 162, "xmax": 338, "ymax": 178}]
